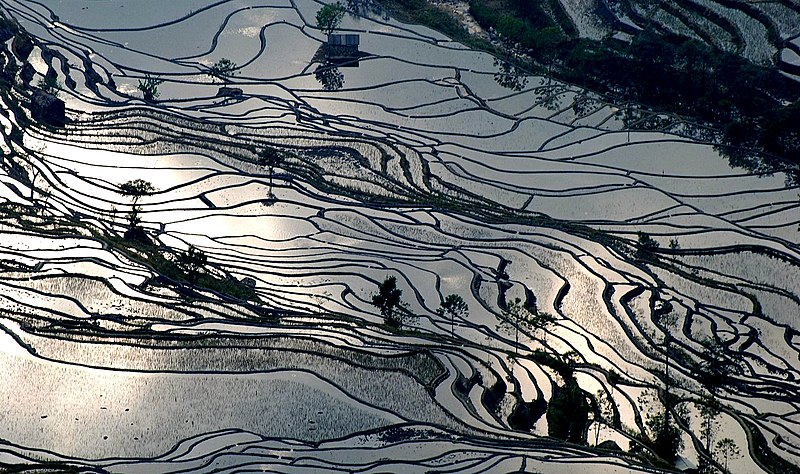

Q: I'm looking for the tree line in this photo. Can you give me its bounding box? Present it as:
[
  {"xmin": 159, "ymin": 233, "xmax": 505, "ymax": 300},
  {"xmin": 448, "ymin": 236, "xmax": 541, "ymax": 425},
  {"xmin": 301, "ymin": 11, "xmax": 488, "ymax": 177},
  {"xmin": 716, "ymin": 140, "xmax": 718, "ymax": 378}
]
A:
[{"xmin": 368, "ymin": 262, "xmax": 744, "ymax": 472}]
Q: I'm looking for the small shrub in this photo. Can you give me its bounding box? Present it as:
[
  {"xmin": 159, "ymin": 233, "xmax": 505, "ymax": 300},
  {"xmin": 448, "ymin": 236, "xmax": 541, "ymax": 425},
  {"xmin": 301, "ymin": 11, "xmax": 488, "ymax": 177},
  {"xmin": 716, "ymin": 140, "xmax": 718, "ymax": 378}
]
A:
[
  {"xmin": 208, "ymin": 58, "xmax": 238, "ymax": 80},
  {"xmin": 636, "ymin": 231, "xmax": 660, "ymax": 260},
  {"xmin": 137, "ymin": 74, "xmax": 163, "ymax": 102}
]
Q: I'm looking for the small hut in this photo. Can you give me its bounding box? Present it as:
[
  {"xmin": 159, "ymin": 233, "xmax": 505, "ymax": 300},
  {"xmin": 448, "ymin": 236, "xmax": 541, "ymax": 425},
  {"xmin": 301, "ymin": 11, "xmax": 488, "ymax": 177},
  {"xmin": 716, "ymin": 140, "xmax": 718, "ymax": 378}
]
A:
[{"xmin": 326, "ymin": 33, "xmax": 360, "ymax": 60}]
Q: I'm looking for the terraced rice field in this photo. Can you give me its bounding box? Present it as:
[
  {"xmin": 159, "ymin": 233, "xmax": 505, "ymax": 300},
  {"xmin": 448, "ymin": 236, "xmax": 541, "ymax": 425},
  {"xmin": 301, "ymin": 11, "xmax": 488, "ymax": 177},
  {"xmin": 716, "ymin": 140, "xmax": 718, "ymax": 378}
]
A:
[
  {"xmin": 0, "ymin": 0, "xmax": 798, "ymax": 473},
  {"xmin": 599, "ymin": 0, "xmax": 800, "ymax": 78}
]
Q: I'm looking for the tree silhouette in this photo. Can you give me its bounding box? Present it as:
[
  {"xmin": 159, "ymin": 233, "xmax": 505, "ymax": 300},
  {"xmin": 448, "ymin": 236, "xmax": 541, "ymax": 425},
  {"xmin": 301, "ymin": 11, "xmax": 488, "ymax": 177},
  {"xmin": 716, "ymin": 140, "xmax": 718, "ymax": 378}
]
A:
[
  {"xmin": 502, "ymin": 297, "xmax": 554, "ymax": 356},
  {"xmin": 178, "ymin": 245, "xmax": 207, "ymax": 285},
  {"xmin": 437, "ymin": 293, "xmax": 468, "ymax": 336},
  {"xmin": 372, "ymin": 276, "xmax": 403, "ymax": 327},
  {"xmin": 345, "ymin": 0, "xmax": 386, "ymax": 19},
  {"xmin": 547, "ymin": 375, "xmax": 591, "ymax": 443},
  {"xmin": 493, "ymin": 58, "xmax": 528, "ymax": 92},
  {"xmin": 137, "ymin": 74, "xmax": 163, "ymax": 102},
  {"xmin": 118, "ymin": 179, "xmax": 156, "ymax": 230},
  {"xmin": 208, "ymin": 58, "xmax": 238, "ymax": 81},
  {"xmin": 647, "ymin": 408, "xmax": 683, "ymax": 463},
  {"xmin": 636, "ymin": 231, "xmax": 660, "ymax": 260},
  {"xmin": 256, "ymin": 146, "xmax": 285, "ymax": 197},
  {"xmin": 533, "ymin": 83, "xmax": 569, "ymax": 111},
  {"xmin": 502, "ymin": 297, "xmax": 526, "ymax": 356},
  {"xmin": 700, "ymin": 398, "xmax": 720, "ymax": 451},
  {"xmin": 659, "ymin": 311, "xmax": 679, "ymax": 433},
  {"xmin": 593, "ymin": 389, "xmax": 615, "ymax": 446},
  {"xmin": 37, "ymin": 74, "xmax": 62, "ymax": 97},
  {"xmin": 698, "ymin": 396, "xmax": 721, "ymax": 473},
  {"xmin": 715, "ymin": 438, "xmax": 740, "ymax": 473},
  {"xmin": 699, "ymin": 338, "xmax": 739, "ymax": 392},
  {"xmin": 638, "ymin": 388, "xmax": 683, "ymax": 464}
]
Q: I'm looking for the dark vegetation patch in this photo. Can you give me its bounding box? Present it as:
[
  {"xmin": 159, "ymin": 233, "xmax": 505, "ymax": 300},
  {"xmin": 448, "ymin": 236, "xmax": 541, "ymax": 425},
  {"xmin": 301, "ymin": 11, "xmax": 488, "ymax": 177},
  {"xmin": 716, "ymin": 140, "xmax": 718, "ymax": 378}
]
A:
[
  {"xmin": 0, "ymin": 462, "xmax": 88, "ymax": 473},
  {"xmin": 380, "ymin": 0, "xmax": 492, "ymax": 50},
  {"xmin": 546, "ymin": 376, "xmax": 590, "ymax": 443},
  {"xmin": 104, "ymin": 232, "xmax": 259, "ymax": 303},
  {"xmin": 383, "ymin": 0, "xmax": 800, "ymax": 177},
  {"xmin": 0, "ymin": 202, "xmax": 257, "ymax": 305},
  {"xmin": 16, "ymin": 329, "xmax": 448, "ymax": 389},
  {"xmin": 744, "ymin": 419, "xmax": 800, "ymax": 474}
]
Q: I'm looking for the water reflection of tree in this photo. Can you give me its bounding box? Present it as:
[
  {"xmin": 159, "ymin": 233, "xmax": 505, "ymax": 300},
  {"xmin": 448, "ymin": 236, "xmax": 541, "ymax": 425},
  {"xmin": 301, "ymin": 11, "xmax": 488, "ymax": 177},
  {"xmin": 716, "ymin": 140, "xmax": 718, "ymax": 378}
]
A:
[
  {"xmin": 534, "ymin": 84, "xmax": 568, "ymax": 111},
  {"xmin": 716, "ymin": 146, "xmax": 774, "ymax": 174},
  {"xmin": 315, "ymin": 64, "xmax": 344, "ymax": 91},
  {"xmin": 571, "ymin": 95, "xmax": 592, "ymax": 117},
  {"xmin": 493, "ymin": 58, "xmax": 528, "ymax": 92}
]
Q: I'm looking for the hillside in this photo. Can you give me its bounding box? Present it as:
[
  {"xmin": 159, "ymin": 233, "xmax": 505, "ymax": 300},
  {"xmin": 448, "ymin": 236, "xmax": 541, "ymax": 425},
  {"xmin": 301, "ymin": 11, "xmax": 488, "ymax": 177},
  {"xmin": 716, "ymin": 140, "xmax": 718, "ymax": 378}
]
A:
[
  {"xmin": 0, "ymin": 1, "xmax": 798, "ymax": 473},
  {"xmin": 384, "ymin": 0, "xmax": 800, "ymax": 173}
]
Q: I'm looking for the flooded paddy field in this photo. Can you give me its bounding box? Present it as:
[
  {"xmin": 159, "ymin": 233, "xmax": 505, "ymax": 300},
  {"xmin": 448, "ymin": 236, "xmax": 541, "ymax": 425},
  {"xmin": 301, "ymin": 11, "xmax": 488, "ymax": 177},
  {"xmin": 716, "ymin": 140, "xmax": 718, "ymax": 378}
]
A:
[{"xmin": 0, "ymin": 0, "xmax": 798, "ymax": 472}]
